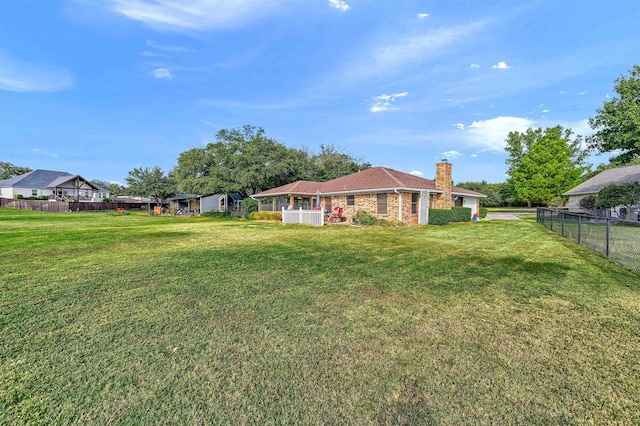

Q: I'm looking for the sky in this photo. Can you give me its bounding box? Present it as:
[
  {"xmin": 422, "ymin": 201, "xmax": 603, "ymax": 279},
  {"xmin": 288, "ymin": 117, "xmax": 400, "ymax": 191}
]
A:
[{"xmin": 1, "ymin": 0, "xmax": 639, "ymax": 185}]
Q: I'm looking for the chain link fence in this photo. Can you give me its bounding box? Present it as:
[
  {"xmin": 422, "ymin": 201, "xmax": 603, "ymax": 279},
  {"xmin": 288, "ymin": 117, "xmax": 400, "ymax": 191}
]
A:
[{"xmin": 537, "ymin": 208, "xmax": 640, "ymax": 274}]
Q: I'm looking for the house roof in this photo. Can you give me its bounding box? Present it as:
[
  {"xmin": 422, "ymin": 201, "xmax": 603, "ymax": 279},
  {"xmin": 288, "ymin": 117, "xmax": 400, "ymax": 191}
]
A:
[
  {"xmin": 253, "ymin": 167, "xmax": 485, "ymax": 197},
  {"xmin": 564, "ymin": 164, "xmax": 640, "ymax": 196},
  {"xmin": 0, "ymin": 169, "xmax": 100, "ymax": 190}
]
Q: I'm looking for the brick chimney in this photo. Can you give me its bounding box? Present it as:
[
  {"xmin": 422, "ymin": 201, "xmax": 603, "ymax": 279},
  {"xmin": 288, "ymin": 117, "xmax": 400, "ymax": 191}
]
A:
[{"xmin": 434, "ymin": 160, "xmax": 453, "ymax": 210}]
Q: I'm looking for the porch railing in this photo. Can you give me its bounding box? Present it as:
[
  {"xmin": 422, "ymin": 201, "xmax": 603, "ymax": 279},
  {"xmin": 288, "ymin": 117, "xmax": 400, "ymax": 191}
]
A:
[{"xmin": 282, "ymin": 207, "xmax": 325, "ymax": 226}]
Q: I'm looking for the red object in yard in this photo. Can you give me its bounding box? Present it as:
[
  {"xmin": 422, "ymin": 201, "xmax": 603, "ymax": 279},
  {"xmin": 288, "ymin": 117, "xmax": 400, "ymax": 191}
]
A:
[
  {"xmin": 329, "ymin": 206, "xmax": 345, "ymax": 222},
  {"xmin": 116, "ymin": 208, "xmax": 126, "ymax": 212}
]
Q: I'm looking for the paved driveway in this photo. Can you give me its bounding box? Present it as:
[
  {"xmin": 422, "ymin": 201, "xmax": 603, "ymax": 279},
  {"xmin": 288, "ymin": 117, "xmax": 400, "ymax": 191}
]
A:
[
  {"xmin": 485, "ymin": 212, "xmax": 522, "ymax": 220},
  {"xmin": 485, "ymin": 209, "xmax": 536, "ymax": 220}
]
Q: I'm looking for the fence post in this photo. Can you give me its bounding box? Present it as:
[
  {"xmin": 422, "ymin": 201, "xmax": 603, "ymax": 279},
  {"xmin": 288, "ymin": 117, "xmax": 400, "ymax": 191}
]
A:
[
  {"xmin": 606, "ymin": 219, "xmax": 610, "ymax": 257},
  {"xmin": 299, "ymin": 207, "xmax": 303, "ymax": 224},
  {"xmin": 577, "ymin": 214, "xmax": 581, "ymax": 245},
  {"xmin": 561, "ymin": 211, "xmax": 565, "ymax": 236},
  {"xmin": 321, "ymin": 208, "xmax": 324, "ymax": 226},
  {"xmin": 282, "ymin": 207, "xmax": 285, "ymax": 224}
]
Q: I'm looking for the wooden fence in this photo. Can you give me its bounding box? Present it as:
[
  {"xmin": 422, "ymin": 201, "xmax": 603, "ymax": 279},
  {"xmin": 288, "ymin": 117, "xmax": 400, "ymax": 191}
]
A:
[{"xmin": 0, "ymin": 198, "xmax": 149, "ymax": 213}]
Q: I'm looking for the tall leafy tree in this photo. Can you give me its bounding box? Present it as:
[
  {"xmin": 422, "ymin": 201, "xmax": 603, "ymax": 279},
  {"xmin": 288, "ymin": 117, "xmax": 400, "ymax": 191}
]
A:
[
  {"xmin": 588, "ymin": 65, "xmax": 640, "ymax": 164},
  {"xmin": 505, "ymin": 126, "xmax": 589, "ymax": 206},
  {"xmin": 175, "ymin": 125, "xmax": 306, "ymax": 197},
  {"xmin": 0, "ymin": 162, "xmax": 31, "ymax": 179},
  {"xmin": 125, "ymin": 166, "xmax": 177, "ymax": 205},
  {"xmin": 307, "ymin": 144, "xmax": 371, "ymax": 181}
]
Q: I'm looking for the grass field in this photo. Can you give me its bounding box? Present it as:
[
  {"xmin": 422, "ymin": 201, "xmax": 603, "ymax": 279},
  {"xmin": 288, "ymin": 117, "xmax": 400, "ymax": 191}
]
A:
[{"xmin": 1, "ymin": 208, "xmax": 639, "ymax": 424}]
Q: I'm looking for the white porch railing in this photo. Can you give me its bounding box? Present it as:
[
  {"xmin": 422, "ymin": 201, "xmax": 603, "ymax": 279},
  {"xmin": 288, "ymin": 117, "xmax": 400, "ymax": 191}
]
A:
[{"xmin": 282, "ymin": 207, "xmax": 325, "ymax": 226}]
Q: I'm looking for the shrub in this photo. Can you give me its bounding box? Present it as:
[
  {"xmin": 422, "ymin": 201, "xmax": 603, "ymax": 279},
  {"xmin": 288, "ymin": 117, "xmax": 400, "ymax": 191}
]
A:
[
  {"xmin": 354, "ymin": 210, "xmax": 378, "ymax": 225},
  {"xmin": 428, "ymin": 209, "xmax": 453, "ymax": 225},
  {"xmin": 242, "ymin": 198, "xmax": 258, "ymax": 218},
  {"xmin": 249, "ymin": 211, "xmax": 282, "ymax": 221},
  {"xmin": 480, "ymin": 207, "xmax": 488, "ymax": 218},
  {"xmin": 14, "ymin": 194, "xmax": 24, "ymax": 199},
  {"xmin": 452, "ymin": 207, "xmax": 472, "ymax": 222},
  {"xmin": 429, "ymin": 207, "xmax": 471, "ymax": 225},
  {"xmin": 201, "ymin": 211, "xmax": 230, "ymax": 218}
]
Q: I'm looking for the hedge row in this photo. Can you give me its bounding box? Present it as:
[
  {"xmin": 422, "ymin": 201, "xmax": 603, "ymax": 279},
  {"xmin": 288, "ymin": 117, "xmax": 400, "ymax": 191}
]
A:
[
  {"xmin": 249, "ymin": 211, "xmax": 282, "ymax": 221},
  {"xmin": 428, "ymin": 207, "xmax": 472, "ymax": 225}
]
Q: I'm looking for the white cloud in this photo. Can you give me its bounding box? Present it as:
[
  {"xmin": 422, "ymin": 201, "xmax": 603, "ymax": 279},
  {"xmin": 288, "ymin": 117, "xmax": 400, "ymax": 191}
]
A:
[
  {"xmin": 152, "ymin": 68, "xmax": 172, "ymax": 79},
  {"xmin": 31, "ymin": 149, "xmax": 59, "ymax": 158},
  {"xmin": 491, "ymin": 61, "xmax": 510, "ymax": 69},
  {"xmin": 146, "ymin": 39, "xmax": 192, "ymax": 53},
  {"xmin": 417, "ymin": 13, "xmax": 429, "ymax": 19},
  {"xmin": 369, "ymin": 91, "xmax": 408, "ymax": 112},
  {"xmin": 347, "ymin": 19, "xmax": 489, "ymax": 79},
  {"xmin": 409, "ymin": 170, "xmax": 424, "ymax": 176},
  {"xmin": 454, "ymin": 123, "xmax": 465, "ymax": 130},
  {"xmin": 441, "ymin": 150, "xmax": 463, "ymax": 159},
  {"xmin": 0, "ymin": 50, "xmax": 73, "ymax": 92},
  {"xmin": 104, "ymin": 0, "xmax": 289, "ymax": 31},
  {"xmin": 576, "ymin": 91, "xmax": 587, "ymax": 95},
  {"xmin": 470, "ymin": 63, "xmax": 480, "ymax": 68},
  {"xmin": 463, "ymin": 116, "xmax": 535, "ymax": 151},
  {"xmin": 470, "ymin": 153, "xmax": 478, "ymax": 158},
  {"xmin": 140, "ymin": 50, "xmax": 164, "ymax": 57},
  {"xmin": 329, "ymin": 0, "xmax": 350, "ymax": 11},
  {"xmin": 542, "ymin": 109, "xmax": 550, "ymax": 113}
]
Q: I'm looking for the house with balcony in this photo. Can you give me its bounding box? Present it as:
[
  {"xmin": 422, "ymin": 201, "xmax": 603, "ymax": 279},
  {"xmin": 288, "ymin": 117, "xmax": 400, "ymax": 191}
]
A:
[{"xmin": 0, "ymin": 169, "xmax": 106, "ymax": 202}]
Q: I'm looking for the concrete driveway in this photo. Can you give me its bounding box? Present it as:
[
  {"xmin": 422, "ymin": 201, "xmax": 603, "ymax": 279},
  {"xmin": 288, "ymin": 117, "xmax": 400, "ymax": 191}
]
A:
[{"xmin": 485, "ymin": 209, "xmax": 536, "ymax": 220}]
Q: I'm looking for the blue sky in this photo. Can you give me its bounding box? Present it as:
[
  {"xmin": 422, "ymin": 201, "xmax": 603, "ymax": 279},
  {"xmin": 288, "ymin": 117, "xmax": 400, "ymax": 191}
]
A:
[{"xmin": 1, "ymin": 0, "xmax": 639, "ymax": 185}]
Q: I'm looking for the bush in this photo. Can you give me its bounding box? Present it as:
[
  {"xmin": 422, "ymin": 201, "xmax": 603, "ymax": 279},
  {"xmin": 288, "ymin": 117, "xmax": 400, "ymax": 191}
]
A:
[
  {"xmin": 249, "ymin": 211, "xmax": 282, "ymax": 221},
  {"xmin": 452, "ymin": 207, "xmax": 472, "ymax": 222},
  {"xmin": 201, "ymin": 211, "xmax": 230, "ymax": 218},
  {"xmin": 14, "ymin": 194, "xmax": 24, "ymax": 199},
  {"xmin": 429, "ymin": 207, "xmax": 472, "ymax": 225},
  {"xmin": 480, "ymin": 207, "xmax": 488, "ymax": 218},
  {"xmin": 242, "ymin": 198, "xmax": 258, "ymax": 218},
  {"xmin": 354, "ymin": 210, "xmax": 378, "ymax": 225}
]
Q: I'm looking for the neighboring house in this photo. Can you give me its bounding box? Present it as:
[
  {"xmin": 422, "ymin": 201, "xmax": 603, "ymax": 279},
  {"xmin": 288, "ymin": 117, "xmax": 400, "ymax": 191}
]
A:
[
  {"xmin": 200, "ymin": 193, "xmax": 243, "ymax": 214},
  {"xmin": 252, "ymin": 161, "xmax": 485, "ymax": 225},
  {"xmin": 564, "ymin": 163, "xmax": 640, "ymax": 220},
  {"xmin": 168, "ymin": 194, "xmax": 200, "ymax": 212},
  {"xmin": 0, "ymin": 169, "xmax": 105, "ymax": 201}
]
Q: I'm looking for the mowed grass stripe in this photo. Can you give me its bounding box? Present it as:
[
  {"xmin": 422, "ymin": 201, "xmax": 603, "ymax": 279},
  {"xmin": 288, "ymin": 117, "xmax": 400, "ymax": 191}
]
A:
[{"xmin": 1, "ymin": 208, "xmax": 639, "ymax": 424}]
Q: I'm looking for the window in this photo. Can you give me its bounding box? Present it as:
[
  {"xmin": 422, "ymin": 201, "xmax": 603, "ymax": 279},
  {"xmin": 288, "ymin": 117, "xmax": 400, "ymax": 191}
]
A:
[
  {"xmin": 325, "ymin": 196, "xmax": 332, "ymax": 212},
  {"xmin": 347, "ymin": 194, "xmax": 355, "ymax": 206},
  {"xmin": 32, "ymin": 189, "xmax": 38, "ymax": 196},
  {"xmin": 411, "ymin": 193, "xmax": 419, "ymax": 214},
  {"xmin": 377, "ymin": 193, "xmax": 387, "ymax": 214}
]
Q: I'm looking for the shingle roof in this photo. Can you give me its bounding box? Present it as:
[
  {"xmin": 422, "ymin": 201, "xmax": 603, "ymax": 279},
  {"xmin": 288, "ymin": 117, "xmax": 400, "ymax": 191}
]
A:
[
  {"xmin": 254, "ymin": 167, "xmax": 485, "ymax": 197},
  {"xmin": 0, "ymin": 169, "xmax": 101, "ymax": 190},
  {"xmin": 564, "ymin": 164, "xmax": 640, "ymax": 196}
]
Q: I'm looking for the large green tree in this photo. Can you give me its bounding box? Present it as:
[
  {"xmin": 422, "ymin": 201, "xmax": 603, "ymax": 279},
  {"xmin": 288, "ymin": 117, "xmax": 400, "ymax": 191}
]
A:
[
  {"xmin": 588, "ymin": 65, "xmax": 640, "ymax": 164},
  {"xmin": 125, "ymin": 166, "xmax": 177, "ymax": 205},
  {"xmin": 0, "ymin": 162, "xmax": 31, "ymax": 179},
  {"xmin": 307, "ymin": 144, "xmax": 371, "ymax": 181},
  {"xmin": 505, "ymin": 126, "xmax": 589, "ymax": 206},
  {"xmin": 175, "ymin": 126, "xmax": 306, "ymax": 197},
  {"xmin": 174, "ymin": 126, "xmax": 370, "ymax": 197}
]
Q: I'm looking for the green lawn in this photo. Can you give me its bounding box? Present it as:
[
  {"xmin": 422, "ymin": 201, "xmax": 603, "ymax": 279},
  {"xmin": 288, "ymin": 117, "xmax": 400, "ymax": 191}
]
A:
[{"xmin": 1, "ymin": 208, "xmax": 639, "ymax": 424}]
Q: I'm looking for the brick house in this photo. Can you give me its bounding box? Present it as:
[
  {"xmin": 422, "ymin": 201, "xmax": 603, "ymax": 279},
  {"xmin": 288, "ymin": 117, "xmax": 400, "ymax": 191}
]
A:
[{"xmin": 252, "ymin": 162, "xmax": 485, "ymax": 225}]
